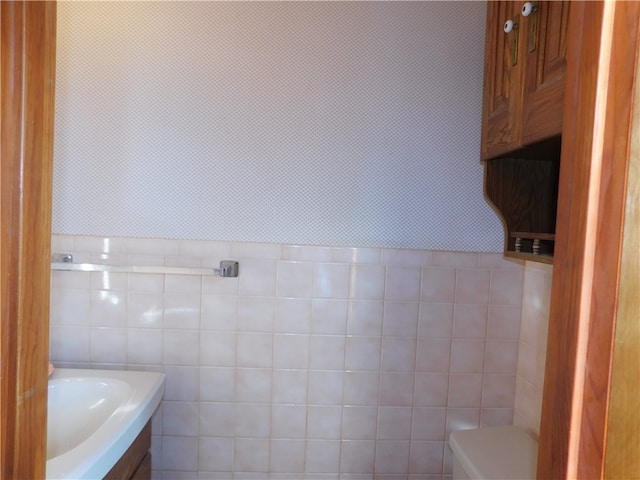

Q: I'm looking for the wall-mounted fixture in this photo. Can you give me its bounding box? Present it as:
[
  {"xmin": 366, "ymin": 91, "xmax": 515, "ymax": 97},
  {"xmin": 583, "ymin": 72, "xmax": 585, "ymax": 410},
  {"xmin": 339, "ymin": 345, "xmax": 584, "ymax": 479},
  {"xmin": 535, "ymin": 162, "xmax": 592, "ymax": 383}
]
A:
[{"xmin": 51, "ymin": 253, "xmax": 239, "ymax": 277}]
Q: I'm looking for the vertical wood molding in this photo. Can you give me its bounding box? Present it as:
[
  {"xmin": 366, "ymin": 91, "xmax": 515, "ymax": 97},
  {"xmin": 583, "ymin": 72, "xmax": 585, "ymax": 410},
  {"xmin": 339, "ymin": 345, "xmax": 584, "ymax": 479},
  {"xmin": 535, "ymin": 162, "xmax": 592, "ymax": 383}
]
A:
[
  {"xmin": 0, "ymin": 2, "xmax": 56, "ymax": 478},
  {"xmin": 537, "ymin": 2, "xmax": 603, "ymax": 477},
  {"xmin": 538, "ymin": 1, "xmax": 640, "ymax": 478},
  {"xmin": 604, "ymin": 6, "xmax": 640, "ymax": 477},
  {"xmin": 578, "ymin": 3, "xmax": 640, "ymax": 478}
]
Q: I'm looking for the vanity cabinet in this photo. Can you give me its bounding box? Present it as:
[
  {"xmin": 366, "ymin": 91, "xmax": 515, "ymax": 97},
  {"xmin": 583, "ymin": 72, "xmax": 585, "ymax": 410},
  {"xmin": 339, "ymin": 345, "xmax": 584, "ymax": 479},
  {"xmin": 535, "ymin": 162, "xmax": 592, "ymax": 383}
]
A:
[
  {"xmin": 481, "ymin": 1, "xmax": 570, "ymax": 262},
  {"xmin": 104, "ymin": 421, "xmax": 152, "ymax": 480}
]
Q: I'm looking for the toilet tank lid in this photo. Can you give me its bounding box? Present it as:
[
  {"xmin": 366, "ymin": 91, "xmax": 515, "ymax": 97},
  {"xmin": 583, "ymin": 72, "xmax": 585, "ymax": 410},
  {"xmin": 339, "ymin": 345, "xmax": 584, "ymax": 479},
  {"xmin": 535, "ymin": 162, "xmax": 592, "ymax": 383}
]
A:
[{"xmin": 449, "ymin": 426, "xmax": 538, "ymax": 480}]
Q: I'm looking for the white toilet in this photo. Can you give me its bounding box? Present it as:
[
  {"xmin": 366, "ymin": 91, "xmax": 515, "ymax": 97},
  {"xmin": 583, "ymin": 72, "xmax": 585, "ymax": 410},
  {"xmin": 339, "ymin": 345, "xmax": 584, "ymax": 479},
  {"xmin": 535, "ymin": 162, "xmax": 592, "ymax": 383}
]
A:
[{"xmin": 449, "ymin": 425, "xmax": 538, "ymax": 480}]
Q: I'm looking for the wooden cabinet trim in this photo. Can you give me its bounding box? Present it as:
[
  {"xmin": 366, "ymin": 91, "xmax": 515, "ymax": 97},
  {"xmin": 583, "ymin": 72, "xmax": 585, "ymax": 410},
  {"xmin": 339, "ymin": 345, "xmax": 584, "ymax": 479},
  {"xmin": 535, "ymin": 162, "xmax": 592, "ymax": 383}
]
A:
[
  {"xmin": 0, "ymin": 2, "xmax": 57, "ymax": 478},
  {"xmin": 604, "ymin": 31, "xmax": 640, "ymax": 476},
  {"xmin": 538, "ymin": 1, "xmax": 640, "ymax": 478}
]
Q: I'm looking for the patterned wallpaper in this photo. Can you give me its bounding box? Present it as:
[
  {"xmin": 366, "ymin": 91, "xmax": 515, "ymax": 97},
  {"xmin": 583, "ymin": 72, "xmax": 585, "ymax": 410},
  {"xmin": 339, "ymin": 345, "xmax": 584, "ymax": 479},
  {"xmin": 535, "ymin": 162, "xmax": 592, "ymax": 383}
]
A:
[{"xmin": 53, "ymin": 1, "xmax": 503, "ymax": 251}]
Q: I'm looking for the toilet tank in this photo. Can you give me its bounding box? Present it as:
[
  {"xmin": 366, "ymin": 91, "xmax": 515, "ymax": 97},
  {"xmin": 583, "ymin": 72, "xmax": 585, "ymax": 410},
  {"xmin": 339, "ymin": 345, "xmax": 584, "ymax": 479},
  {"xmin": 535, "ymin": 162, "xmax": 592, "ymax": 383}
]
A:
[{"xmin": 449, "ymin": 426, "xmax": 538, "ymax": 480}]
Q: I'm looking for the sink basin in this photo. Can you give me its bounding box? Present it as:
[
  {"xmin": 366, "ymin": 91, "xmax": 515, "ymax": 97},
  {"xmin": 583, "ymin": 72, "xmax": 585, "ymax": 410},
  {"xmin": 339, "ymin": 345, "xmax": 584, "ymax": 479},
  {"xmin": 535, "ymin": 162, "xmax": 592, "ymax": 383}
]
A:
[{"xmin": 46, "ymin": 368, "xmax": 165, "ymax": 480}]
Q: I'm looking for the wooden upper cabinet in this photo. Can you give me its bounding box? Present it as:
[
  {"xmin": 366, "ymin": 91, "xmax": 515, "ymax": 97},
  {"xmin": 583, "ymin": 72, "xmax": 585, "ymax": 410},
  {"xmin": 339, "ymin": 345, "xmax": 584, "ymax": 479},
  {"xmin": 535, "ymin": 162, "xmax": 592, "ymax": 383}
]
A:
[
  {"xmin": 522, "ymin": 1, "xmax": 570, "ymax": 144},
  {"xmin": 481, "ymin": 1, "xmax": 570, "ymax": 161},
  {"xmin": 481, "ymin": 1, "xmax": 524, "ymax": 160}
]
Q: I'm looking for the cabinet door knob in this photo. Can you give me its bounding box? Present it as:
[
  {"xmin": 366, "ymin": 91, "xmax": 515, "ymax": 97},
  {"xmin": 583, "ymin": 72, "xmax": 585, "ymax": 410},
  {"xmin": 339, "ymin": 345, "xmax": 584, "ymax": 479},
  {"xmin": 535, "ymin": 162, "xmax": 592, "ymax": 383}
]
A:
[
  {"xmin": 504, "ymin": 19, "xmax": 517, "ymax": 33},
  {"xmin": 521, "ymin": 2, "xmax": 537, "ymax": 17}
]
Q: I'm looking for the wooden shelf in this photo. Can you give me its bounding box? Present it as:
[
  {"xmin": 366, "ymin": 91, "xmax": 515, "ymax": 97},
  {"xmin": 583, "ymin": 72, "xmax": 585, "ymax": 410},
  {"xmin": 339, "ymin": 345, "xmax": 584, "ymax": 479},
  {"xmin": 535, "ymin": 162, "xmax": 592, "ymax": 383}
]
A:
[
  {"xmin": 506, "ymin": 251, "xmax": 554, "ymax": 265},
  {"xmin": 511, "ymin": 232, "xmax": 556, "ymax": 241},
  {"xmin": 483, "ymin": 137, "xmax": 561, "ymax": 263}
]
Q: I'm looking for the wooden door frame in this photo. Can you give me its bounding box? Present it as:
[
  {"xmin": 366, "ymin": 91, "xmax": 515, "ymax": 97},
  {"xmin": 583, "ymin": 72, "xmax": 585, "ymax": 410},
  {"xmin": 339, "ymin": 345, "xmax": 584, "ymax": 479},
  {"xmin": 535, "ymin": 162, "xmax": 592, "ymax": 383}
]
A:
[
  {"xmin": 538, "ymin": 1, "xmax": 640, "ymax": 478},
  {"xmin": 1, "ymin": 2, "xmax": 56, "ymax": 478}
]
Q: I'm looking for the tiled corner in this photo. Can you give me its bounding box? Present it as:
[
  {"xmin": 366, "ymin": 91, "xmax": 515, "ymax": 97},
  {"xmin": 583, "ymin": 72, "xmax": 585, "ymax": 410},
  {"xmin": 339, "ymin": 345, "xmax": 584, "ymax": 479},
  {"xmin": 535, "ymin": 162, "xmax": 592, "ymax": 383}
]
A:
[{"xmin": 513, "ymin": 261, "xmax": 553, "ymax": 436}]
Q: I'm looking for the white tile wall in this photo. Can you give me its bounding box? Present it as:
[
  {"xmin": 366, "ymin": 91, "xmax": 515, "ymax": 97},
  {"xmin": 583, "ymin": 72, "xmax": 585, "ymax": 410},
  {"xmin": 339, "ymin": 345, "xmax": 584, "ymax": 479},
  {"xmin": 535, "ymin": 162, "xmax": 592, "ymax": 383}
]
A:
[
  {"xmin": 513, "ymin": 262, "xmax": 553, "ymax": 437},
  {"xmin": 49, "ymin": 235, "xmax": 525, "ymax": 480}
]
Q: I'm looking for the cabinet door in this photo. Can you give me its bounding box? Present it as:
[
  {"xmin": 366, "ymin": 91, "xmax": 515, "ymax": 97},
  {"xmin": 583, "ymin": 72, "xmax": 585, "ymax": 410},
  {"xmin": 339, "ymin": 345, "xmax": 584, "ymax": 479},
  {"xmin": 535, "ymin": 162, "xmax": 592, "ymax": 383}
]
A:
[
  {"xmin": 481, "ymin": 1, "xmax": 525, "ymax": 160},
  {"xmin": 521, "ymin": 1, "xmax": 570, "ymax": 144}
]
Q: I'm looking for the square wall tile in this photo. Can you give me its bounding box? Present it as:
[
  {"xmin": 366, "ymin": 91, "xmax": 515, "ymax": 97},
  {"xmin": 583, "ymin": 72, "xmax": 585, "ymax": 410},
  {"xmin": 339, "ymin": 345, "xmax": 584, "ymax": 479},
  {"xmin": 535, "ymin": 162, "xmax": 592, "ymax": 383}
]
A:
[
  {"xmin": 163, "ymin": 330, "xmax": 200, "ymax": 366},
  {"xmin": 345, "ymin": 337, "xmax": 381, "ymax": 372},
  {"xmin": 308, "ymin": 371, "xmax": 344, "ymax": 405},
  {"xmin": 89, "ymin": 290, "xmax": 127, "ymax": 327},
  {"xmin": 416, "ymin": 337, "xmax": 451, "ymax": 373},
  {"xmin": 277, "ymin": 261, "xmax": 313, "ymax": 298},
  {"xmin": 127, "ymin": 328, "xmax": 163, "ymax": 364},
  {"xmin": 236, "ymin": 368, "xmax": 272, "ymax": 403},
  {"xmin": 450, "ymin": 339, "xmax": 484, "ymax": 374},
  {"xmin": 275, "ymin": 298, "xmax": 311, "ymax": 333},
  {"xmin": 305, "ymin": 440, "xmax": 341, "ymax": 473},
  {"xmin": 452, "ymin": 304, "xmax": 488, "ymax": 339},
  {"xmin": 237, "ymin": 333, "xmax": 273, "ymax": 368},
  {"xmin": 163, "ymin": 401, "xmax": 198, "ymax": 436},
  {"xmin": 374, "ymin": 440, "xmax": 410, "ymax": 474},
  {"xmin": 273, "ymin": 334, "xmax": 309, "ymax": 369},
  {"xmin": 379, "ymin": 372, "xmax": 414, "ymax": 407},
  {"xmin": 163, "ymin": 366, "xmax": 199, "ymax": 401},
  {"xmin": 421, "ymin": 267, "xmax": 455, "ymax": 303},
  {"xmin": 238, "ymin": 259, "xmax": 277, "ymax": 296},
  {"xmin": 349, "ymin": 265, "xmax": 386, "ymax": 300},
  {"xmin": 489, "ymin": 268, "xmax": 525, "ymax": 305},
  {"xmin": 340, "ymin": 440, "xmax": 375, "ymax": 474},
  {"xmin": 418, "ymin": 303, "xmax": 454, "ymax": 338},
  {"xmin": 311, "ymin": 299, "xmax": 348, "ymax": 334},
  {"xmin": 385, "ymin": 266, "xmax": 422, "ymax": 301},
  {"xmin": 347, "ymin": 300, "xmax": 384, "ymax": 336},
  {"xmin": 237, "ymin": 297, "xmax": 276, "ymax": 332},
  {"xmin": 447, "ymin": 374, "xmax": 482, "ymax": 408},
  {"xmin": 162, "ymin": 436, "xmax": 198, "ymax": 472},
  {"xmin": 200, "ymin": 331, "xmax": 236, "ymax": 367},
  {"xmin": 270, "ymin": 439, "xmax": 306, "ymax": 473},
  {"xmin": 200, "ymin": 367, "xmax": 235, "ymax": 402},
  {"xmin": 272, "ymin": 369, "xmax": 307, "ymax": 405},
  {"xmin": 411, "ymin": 408, "xmax": 447, "ymax": 441},
  {"xmin": 383, "ymin": 302, "xmax": 419, "ymax": 337},
  {"xmin": 90, "ymin": 327, "xmax": 126, "ymax": 364},
  {"xmin": 234, "ymin": 438, "xmax": 270, "ymax": 472},
  {"xmin": 198, "ymin": 437, "xmax": 234, "ymax": 472},
  {"xmin": 307, "ymin": 405, "xmax": 343, "ymax": 439},
  {"xmin": 199, "ymin": 403, "xmax": 235, "ymax": 437},
  {"xmin": 377, "ymin": 407, "xmax": 412, "ymax": 440},
  {"xmin": 313, "ymin": 263, "xmax": 350, "ymax": 298},
  {"xmin": 342, "ymin": 406, "xmax": 378, "ymax": 440},
  {"xmin": 454, "ymin": 269, "xmax": 490, "ymax": 304},
  {"xmin": 408, "ymin": 441, "xmax": 445, "ymax": 475},
  {"xmin": 127, "ymin": 292, "xmax": 164, "ymax": 329},
  {"xmin": 414, "ymin": 373, "xmax": 449, "ymax": 407},
  {"xmin": 481, "ymin": 374, "xmax": 516, "ymax": 408},
  {"xmin": 381, "ymin": 337, "xmax": 417, "ymax": 372},
  {"xmin": 309, "ymin": 335, "xmax": 345, "ymax": 370},
  {"xmin": 272, "ymin": 405, "xmax": 307, "ymax": 438},
  {"xmin": 235, "ymin": 404, "xmax": 271, "ymax": 437}
]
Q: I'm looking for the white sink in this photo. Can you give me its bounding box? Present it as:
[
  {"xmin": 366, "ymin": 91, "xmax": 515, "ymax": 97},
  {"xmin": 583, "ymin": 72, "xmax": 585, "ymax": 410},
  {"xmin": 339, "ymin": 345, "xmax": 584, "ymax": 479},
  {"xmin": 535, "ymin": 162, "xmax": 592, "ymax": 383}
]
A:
[{"xmin": 46, "ymin": 368, "xmax": 165, "ymax": 480}]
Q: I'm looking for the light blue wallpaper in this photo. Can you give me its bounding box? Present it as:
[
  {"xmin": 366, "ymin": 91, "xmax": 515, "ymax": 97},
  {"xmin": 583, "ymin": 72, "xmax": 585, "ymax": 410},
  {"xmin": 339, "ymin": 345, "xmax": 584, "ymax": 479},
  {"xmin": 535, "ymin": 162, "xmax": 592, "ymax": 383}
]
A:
[{"xmin": 53, "ymin": 1, "xmax": 503, "ymax": 251}]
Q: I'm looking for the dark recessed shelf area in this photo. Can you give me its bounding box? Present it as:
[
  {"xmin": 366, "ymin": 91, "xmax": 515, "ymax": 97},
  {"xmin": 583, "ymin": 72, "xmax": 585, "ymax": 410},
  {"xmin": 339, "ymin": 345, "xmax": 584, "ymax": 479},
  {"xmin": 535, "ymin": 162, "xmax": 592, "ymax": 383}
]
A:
[{"xmin": 483, "ymin": 136, "xmax": 561, "ymax": 264}]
